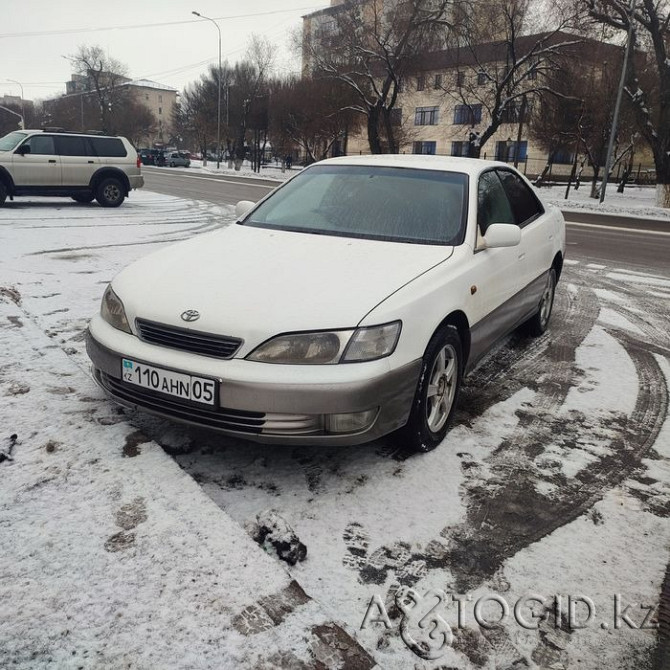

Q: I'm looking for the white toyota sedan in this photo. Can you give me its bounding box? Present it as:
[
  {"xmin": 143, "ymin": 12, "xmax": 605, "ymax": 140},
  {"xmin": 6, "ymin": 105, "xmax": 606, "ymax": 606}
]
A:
[{"xmin": 87, "ymin": 155, "xmax": 565, "ymax": 453}]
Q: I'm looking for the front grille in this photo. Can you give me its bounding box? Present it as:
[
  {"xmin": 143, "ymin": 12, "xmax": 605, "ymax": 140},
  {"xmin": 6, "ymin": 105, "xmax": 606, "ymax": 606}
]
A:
[
  {"xmin": 96, "ymin": 371, "xmax": 323, "ymax": 436},
  {"xmin": 98, "ymin": 370, "xmax": 264, "ymax": 433},
  {"xmin": 135, "ymin": 318, "xmax": 242, "ymax": 359}
]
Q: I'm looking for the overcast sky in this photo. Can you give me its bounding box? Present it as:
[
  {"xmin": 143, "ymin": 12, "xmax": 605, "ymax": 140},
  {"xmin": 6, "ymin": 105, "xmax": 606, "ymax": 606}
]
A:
[{"xmin": 0, "ymin": 0, "xmax": 329, "ymax": 102}]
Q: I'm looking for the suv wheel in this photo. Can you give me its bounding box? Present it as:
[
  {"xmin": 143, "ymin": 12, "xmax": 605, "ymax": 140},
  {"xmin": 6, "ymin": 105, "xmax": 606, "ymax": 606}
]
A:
[
  {"xmin": 398, "ymin": 325, "xmax": 462, "ymax": 453},
  {"xmin": 96, "ymin": 177, "xmax": 125, "ymax": 207},
  {"xmin": 0, "ymin": 181, "xmax": 6, "ymax": 206},
  {"xmin": 71, "ymin": 193, "xmax": 95, "ymax": 203}
]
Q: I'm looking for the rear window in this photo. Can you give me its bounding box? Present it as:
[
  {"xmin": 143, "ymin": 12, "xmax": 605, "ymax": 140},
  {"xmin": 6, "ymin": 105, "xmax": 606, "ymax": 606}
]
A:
[{"xmin": 90, "ymin": 137, "xmax": 127, "ymax": 157}]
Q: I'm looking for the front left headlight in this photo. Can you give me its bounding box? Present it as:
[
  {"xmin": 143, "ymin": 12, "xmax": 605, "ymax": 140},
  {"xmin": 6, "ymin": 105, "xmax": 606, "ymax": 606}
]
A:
[
  {"xmin": 100, "ymin": 284, "xmax": 131, "ymax": 334},
  {"xmin": 247, "ymin": 321, "xmax": 401, "ymax": 365}
]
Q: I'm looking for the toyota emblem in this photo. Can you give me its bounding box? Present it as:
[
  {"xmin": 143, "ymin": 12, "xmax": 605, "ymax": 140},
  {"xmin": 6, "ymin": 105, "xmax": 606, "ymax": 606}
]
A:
[{"xmin": 181, "ymin": 310, "xmax": 200, "ymax": 322}]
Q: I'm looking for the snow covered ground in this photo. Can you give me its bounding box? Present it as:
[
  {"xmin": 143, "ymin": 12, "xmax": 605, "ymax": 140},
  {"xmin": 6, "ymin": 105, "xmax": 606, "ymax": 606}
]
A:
[{"xmin": 1, "ymin": 190, "xmax": 669, "ymax": 669}]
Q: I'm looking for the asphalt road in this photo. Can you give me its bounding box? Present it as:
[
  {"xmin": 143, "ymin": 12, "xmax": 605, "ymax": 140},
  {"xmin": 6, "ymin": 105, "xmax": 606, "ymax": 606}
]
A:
[{"xmin": 142, "ymin": 166, "xmax": 670, "ymax": 275}]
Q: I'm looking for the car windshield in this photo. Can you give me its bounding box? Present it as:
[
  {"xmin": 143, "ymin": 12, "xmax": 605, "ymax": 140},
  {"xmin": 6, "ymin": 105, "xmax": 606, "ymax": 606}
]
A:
[
  {"xmin": 0, "ymin": 131, "xmax": 28, "ymax": 151},
  {"xmin": 242, "ymin": 165, "xmax": 469, "ymax": 245}
]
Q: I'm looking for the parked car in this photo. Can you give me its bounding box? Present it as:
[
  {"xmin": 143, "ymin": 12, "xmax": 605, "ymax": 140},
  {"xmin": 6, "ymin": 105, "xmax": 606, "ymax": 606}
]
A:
[
  {"xmin": 164, "ymin": 151, "xmax": 191, "ymax": 168},
  {"xmin": 0, "ymin": 130, "xmax": 144, "ymax": 207},
  {"xmin": 87, "ymin": 155, "xmax": 565, "ymax": 451},
  {"xmin": 138, "ymin": 148, "xmax": 160, "ymax": 166}
]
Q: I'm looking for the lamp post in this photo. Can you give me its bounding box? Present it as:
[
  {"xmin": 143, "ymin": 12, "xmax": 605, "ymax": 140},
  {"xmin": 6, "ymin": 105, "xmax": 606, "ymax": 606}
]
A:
[
  {"xmin": 6, "ymin": 79, "xmax": 25, "ymax": 129},
  {"xmin": 600, "ymin": 0, "xmax": 636, "ymax": 203},
  {"xmin": 192, "ymin": 10, "xmax": 222, "ymax": 170}
]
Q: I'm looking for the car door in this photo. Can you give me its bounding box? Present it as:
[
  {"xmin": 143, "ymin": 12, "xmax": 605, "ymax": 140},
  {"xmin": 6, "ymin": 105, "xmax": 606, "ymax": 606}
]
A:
[
  {"xmin": 496, "ymin": 169, "xmax": 554, "ymax": 318},
  {"xmin": 55, "ymin": 135, "xmax": 98, "ymax": 186},
  {"xmin": 466, "ymin": 169, "xmax": 527, "ymax": 367},
  {"xmin": 11, "ymin": 134, "xmax": 61, "ymax": 186}
]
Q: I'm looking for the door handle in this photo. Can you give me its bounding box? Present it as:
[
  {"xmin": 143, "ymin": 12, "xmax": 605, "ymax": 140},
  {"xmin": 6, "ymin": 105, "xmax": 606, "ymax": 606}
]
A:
[
  {"xmin": 518, "ymin": 252, "xmax": 526, "ymax": 260},
  {"xmin": 48, "ymin": 160, "xmax": 57, "ymax": 164},
  {"xmin": 88, "ymin": 160, "xmax": 94, "ymax": 164}
]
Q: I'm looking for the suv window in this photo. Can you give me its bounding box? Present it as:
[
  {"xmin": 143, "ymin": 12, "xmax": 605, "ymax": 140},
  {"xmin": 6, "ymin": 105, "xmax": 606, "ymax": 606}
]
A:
[
  {"xmin": 56, "ymin": 135, "xmax": 92, "ymax": 156},
  {"xmin": 90, "ymin": 137, "xmax": 127, "ymax": 157},
  {"xmin": 496, "ymin": 170, "xmax": 543, "ymax": 226},
  {"xmin": 477, "ymin": 170, "xmax": 515, "ymax": 234},
  {"xmin": 22, "ymin": 135, "xmax": 56, "ymax": 155}
]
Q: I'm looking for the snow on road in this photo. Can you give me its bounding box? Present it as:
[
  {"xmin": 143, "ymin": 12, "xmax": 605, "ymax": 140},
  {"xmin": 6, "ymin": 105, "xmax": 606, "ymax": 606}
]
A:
[
  {"xmin": 1, "ymin": 191, "xmax": 669, "ymax": 669},
  {"xmin": 0, "ymin": 193, "xmax": 375, "ymax": 670}
]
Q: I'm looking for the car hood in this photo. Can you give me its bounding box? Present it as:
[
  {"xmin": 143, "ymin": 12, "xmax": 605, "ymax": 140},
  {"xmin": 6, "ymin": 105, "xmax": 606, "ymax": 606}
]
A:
[{"xmin": 113, "ymin": 224, "xmax": 454, "ymax": 353}]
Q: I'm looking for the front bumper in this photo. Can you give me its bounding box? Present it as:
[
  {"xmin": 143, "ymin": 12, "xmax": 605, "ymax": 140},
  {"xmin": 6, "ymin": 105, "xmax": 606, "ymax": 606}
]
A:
[{"xmin": 86, "ymin": 329, "xmax": 421, "ymax": 446}]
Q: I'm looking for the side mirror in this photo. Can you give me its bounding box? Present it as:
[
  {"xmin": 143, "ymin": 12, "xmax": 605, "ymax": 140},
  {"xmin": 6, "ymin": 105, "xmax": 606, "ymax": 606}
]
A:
[
  {"xmin": 235, "ymin": 200, "xmax": 255, "ymax": 218},
  {"xmin": 483, "ymin": 223, "xmax": 521, "ymax": 249},
  {"xmin": 16, "ymin": 144, "xmax": 30, "ymax": 155}
]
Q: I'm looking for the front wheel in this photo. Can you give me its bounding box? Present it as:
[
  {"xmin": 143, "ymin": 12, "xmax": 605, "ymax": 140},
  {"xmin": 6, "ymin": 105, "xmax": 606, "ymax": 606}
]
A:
[
  {"xmin": 398, "ymin": 325, "xmax": 462, "ymax": 454},
  {"xmin": 525, "ymin": 269, "xmax": 556, "ymax": 337},
  {"xmin": 95, "ymin": 178, "xmax": 125, "ymax": 208}
]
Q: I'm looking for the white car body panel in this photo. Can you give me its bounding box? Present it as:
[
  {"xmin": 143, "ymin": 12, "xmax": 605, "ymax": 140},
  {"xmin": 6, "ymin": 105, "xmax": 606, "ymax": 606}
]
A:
[{"xmin": 113, "ymin": 223, "xmax": 454, "ymax": 356}]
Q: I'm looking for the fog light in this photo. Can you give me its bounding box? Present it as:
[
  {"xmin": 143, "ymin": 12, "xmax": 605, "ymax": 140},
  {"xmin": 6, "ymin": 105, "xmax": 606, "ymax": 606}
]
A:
[{"xmin": 325, "ymin": 409, "xmax": 378, "ymax": 434}]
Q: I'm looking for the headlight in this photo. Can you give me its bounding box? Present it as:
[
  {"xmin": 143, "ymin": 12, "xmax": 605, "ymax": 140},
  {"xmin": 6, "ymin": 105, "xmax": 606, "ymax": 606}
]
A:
[
  {"xmin": 247, "ymin": 321, "xmax": 401, "ymax": 364},
  {"xmin": 341, "ymin": 322, "xmax": 402, "ymax": 362},
  {"xmin": 100, "ymin": 284, "xmax": 131, "ymax": 334}
]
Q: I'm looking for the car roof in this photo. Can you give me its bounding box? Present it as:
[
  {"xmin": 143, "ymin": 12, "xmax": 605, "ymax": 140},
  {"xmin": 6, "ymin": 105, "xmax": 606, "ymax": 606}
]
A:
[
  {"xmin": 315, "ymin": 154, "xmax": 509, "ymax": 177},
  {"xmin": 20, "ymin": 129, "xmax": 123, "ymax": 139}
]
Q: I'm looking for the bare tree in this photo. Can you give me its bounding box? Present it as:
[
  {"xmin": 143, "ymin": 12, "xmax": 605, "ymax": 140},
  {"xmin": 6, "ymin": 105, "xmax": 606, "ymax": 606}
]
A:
[
  {"xmin": 584, "ymin": 0, "xmax": 670, "ymax": 206},
  {"xmin": 303, "ymin": 0, "xmax": 455, "ymax": 154},
  {"xmin": 269, "ymin": 76, "xmax": 360, "ymax": 163},
  {"xmin": 66, "ymin": 45, "xmax": 129, "ymax": 133},
  {"xmin": 443, "ymin": 0, "xmax": 582, "ymax": 158},
  {"xmin": 529, "ymin": 46, "xmax": 638, "ymax": 196}
]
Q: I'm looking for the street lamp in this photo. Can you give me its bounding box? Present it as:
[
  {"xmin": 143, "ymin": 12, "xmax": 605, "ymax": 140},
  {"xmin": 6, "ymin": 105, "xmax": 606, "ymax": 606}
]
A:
[
  {"xmin": 192, "ymin": 10, "xmax": 222, "ymax": 169},
  {"xmin": 6, "ymin": 79, "xmax": 25, "ymax": 129}
]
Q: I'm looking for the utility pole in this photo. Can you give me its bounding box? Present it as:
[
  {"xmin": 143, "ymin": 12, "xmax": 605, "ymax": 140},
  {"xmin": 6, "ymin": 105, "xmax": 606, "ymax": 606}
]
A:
[
  {"xmin": 600, "ymin": 0, "xmax": 636, "ymax": 203},
  {"xmin": 192, "ymin": 11, "xmax": 222, "ymax": 170},
  {"xmin": 6, "ymin": 79, "xmax": 25, "ymax": 128}
]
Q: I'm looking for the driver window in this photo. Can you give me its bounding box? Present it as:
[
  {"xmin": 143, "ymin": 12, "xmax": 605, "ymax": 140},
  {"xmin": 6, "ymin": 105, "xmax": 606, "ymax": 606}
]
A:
[
  {"xmin": 21, "ymin": 135, "xmax": 56, "ymax": 155},
  {"xmin": 477, "ymin": 170, "xmax": 515, "ymax": 235}
]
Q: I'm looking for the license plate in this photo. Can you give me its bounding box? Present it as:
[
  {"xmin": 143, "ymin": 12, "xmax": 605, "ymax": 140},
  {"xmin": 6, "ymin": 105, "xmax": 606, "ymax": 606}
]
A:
[{"xmin": 121, "ymin": 359, "xmax": 216, "ymax": 406}]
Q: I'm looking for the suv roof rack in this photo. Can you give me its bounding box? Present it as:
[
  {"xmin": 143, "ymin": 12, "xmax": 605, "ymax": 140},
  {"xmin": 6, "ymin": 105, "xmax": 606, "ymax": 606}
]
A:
[{"xmin": 40, "ymin": 128, "xmax": 108, "ymax": 136}]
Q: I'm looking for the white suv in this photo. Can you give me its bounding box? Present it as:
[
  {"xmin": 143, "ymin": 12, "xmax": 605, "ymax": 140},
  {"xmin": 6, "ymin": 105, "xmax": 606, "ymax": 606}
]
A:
[{"xmin": 0, "ymin": 130, "xmax": 144, "ymax": 207}]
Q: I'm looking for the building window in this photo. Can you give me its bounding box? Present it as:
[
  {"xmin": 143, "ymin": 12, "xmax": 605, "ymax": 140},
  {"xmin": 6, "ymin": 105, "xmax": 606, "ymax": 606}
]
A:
[
  {"xmin": 158, "ymin": 94, "xmax": 163, "ymax": 102},
  {"xmin": 417, "ymin": 75, "xmax": 425, "ymax": 91},
  {"xmin": 495, "ymin": 140, "xmax": 527, "ymax": 162},
  {"xmin": 414, "ymin": 106, "xmax": 439, "ymax": 125},
  {"xmin": 553, "ymin": 147, "xmax": 575, "ymax": 164},
  {"xmin": 451, "ymin": 141, "xmax": 470, "ymax": 157},
  {"xmin": 477, "ymin": 71, "xmax": 487, "ymax": 85},
  {"xmin": 434, "ymin": 74, "xmax": 442, "ymax": 89},
  {"xmin": 453, "ymin": 104, "xmax": 482, "ymax": 125},
  {"xmin": 413, "ymin": 141, "xmax": 436, "ymax": 155},
  {"xmin": 158, "ymin": 107, "xmax": 162, "ymax": 115},
  {"xmin": 456, "ymin": 71, "xmax": 465, "ymax": 87},
  {"xmin": 145, "ymin": 94, "xmax": 149, "ymax": 100}
]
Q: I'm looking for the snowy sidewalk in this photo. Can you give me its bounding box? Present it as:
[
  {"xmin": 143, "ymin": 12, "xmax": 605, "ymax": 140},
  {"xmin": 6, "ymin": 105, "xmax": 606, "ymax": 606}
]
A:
[{"xmin": 0, "ymin": 295, "xmax": 375, "ymax": 669}]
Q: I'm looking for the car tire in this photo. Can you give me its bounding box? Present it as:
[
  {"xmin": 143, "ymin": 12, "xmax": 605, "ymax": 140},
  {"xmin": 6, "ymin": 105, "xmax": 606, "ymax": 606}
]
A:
[
  {"xmin": 525, "ymin": 269, "xmax": 556, "ymax": 337},
  {"xmin": 0, "ymin": 181, "xmax": 6, "ymax": 206},
  {"xmin": 71, "ymin": 193, "xmax": 95, "ymax": 203},
  {"xmin": 398, "ymin": 325, "xmax": 462, "ymax": 453},
  {"xmin": 95, "ymin": 177, "xmax": 125, "ymax": 208},
  {"xmin": 169, "ymin": 162, "xmax": 175, "ymax": 167}
]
